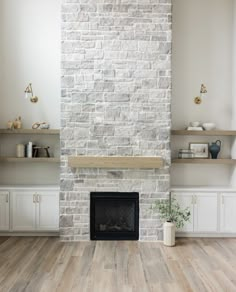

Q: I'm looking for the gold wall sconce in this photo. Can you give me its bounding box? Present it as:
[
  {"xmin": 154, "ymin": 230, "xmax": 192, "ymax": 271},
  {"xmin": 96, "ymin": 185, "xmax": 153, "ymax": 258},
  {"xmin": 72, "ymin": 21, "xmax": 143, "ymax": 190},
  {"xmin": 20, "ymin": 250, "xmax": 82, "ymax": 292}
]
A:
[
  {"xmin": 194, "ymin": 84, "xmax": 207, "ymax": 105},
  {"xmin": 24, "ymin": 83, "xmax": 39, "ymax": 103}
]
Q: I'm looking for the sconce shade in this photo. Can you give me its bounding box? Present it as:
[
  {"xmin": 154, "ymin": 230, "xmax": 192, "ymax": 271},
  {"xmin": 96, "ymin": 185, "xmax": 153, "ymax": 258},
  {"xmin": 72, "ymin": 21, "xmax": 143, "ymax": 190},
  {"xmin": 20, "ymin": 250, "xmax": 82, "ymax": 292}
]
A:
[
  {"xmin": 24, "ymin": 83, "xmax": 38, "ymax": 103},
  {"xmin": 194, "ymin": 84, "xmax": 207, "ymax": 105}
]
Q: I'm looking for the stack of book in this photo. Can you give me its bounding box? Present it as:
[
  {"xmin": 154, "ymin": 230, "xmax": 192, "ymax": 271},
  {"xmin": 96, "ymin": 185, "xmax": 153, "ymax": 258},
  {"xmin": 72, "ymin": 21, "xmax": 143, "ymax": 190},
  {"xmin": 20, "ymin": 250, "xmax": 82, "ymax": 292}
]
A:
[
  {"xmin": 178, "ymin": 149, "xmax": 195, "ymax": 159},
  {"xmin": 186, "ymin": 126, "xmax": 203, "ymax": 131}
]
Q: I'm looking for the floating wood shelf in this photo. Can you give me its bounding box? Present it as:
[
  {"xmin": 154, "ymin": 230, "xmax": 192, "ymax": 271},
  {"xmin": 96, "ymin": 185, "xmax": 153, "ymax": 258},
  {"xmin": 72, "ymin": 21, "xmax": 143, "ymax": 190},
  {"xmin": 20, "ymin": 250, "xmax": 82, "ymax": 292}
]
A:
[
  {"xmin": 171, "ymin": 130, "xmax": 236, "ymax": 136},
  {"xmin": 0, "ymin": 157, "xmax": 60, "ymax": 163},
  {"xmin": 0, "ymin": 129, "xmax": 60, "ymax": 135},
  {"xmin": 68, "ymin": 156, "xmax": 164, "ymax": 169},
  {"xmin": 172, "ymin": 159, "xmax": 236, "ymax": 165}
]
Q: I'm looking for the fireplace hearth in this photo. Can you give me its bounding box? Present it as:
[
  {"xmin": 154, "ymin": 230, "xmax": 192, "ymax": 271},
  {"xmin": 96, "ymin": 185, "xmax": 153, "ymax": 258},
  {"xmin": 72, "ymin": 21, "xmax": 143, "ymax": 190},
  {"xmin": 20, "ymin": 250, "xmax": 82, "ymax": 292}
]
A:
[{"xmin": 90, "ymin": 192, "xmax": 139, "ymax": 240}]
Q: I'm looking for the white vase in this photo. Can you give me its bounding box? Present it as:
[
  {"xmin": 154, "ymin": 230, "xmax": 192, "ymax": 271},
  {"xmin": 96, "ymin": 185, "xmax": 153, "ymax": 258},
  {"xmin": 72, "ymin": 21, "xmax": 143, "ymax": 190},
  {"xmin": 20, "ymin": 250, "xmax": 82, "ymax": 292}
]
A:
[{"xmin": 163, "ymin": 221, "xmax": 175, "ymax": 247}]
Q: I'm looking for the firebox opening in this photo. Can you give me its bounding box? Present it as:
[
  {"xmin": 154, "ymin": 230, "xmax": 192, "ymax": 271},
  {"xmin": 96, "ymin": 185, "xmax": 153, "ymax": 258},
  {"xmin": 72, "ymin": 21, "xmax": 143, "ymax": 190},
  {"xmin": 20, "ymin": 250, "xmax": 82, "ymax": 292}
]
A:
[{"xmin": 90, "ymin": 192, "xmax": 139, "ymax": 240}]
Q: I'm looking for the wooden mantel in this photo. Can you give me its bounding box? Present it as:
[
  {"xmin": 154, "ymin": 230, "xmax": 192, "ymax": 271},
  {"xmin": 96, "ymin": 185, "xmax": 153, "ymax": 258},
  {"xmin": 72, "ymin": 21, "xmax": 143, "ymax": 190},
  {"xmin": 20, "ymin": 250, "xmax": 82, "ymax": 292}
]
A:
[{"xmin": 68, "ymin": 156, "xmax": 164, "ymax": 169}]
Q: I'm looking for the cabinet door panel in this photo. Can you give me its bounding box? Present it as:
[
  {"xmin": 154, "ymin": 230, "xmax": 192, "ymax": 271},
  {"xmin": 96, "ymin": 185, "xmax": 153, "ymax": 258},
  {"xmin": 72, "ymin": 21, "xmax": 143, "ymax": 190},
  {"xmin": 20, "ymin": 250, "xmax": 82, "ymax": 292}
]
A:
[
  {"xmin": 0, "ymin": 192, "xmax": 10, "ymax": 231},
  {"xmin": 220, "ymin": 193, "xmax": 236, "ymax": 233},
  {"xmin": 174, "ymin": 192, "xmax": 194, "ymax": 232},
  {"xmin": 194, "ymin": 193, "xmax": 218, "ymax": 232},
  {"xmin": 12, "ymin": 191, "xmax": 36, "ymax": 231},
  {"xmin": 37, "ymin": 191, "xmax": 59, "ymax": 231}
]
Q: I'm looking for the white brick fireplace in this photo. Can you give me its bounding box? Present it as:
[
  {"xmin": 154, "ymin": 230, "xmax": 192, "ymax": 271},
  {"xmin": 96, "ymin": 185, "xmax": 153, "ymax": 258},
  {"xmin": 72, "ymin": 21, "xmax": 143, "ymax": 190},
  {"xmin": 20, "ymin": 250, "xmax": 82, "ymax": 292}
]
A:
[{"xmin": 60, "ymin": 0, "xmax": 172, "ymax": 241}]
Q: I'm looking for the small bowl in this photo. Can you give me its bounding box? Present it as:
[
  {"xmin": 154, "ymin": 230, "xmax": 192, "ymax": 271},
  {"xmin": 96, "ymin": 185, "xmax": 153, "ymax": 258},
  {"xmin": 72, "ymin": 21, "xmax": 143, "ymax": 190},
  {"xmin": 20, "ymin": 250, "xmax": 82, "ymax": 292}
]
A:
[
  {"xmin": 190, "ymin": 121, "xmax": 201, "ymax": 127},
  {"xmin": 202, "ymin": 123, "xmax": 216, "ymax": 131}
]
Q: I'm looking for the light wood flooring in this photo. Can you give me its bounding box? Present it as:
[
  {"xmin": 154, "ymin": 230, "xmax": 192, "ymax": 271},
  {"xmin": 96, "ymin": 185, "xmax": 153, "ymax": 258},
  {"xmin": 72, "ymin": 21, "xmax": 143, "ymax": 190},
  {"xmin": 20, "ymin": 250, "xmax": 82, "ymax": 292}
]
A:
[{"xmin": 0, "ymin": 237, "xmax": 236, "ymax": 292}]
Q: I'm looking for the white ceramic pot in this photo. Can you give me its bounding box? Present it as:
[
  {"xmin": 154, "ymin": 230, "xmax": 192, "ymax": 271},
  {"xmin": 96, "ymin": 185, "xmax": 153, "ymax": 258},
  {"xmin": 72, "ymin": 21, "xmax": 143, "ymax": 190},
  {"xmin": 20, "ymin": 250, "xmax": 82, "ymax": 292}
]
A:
[
  {"xmin": 163, "ymin": 221, "xmax": 175, "ymax": 247},
  {"xmin": 202, "ymin": 123, "xmax": 216, "ymax": 131}
]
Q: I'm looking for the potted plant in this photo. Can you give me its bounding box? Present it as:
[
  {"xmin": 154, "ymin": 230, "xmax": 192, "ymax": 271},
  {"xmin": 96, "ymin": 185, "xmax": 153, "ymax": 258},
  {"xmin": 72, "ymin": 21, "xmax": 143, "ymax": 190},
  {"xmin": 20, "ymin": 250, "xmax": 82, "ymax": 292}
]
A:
[{"xmin": 151, "ymin": 193, "xmax": 191, "ymax": 246}]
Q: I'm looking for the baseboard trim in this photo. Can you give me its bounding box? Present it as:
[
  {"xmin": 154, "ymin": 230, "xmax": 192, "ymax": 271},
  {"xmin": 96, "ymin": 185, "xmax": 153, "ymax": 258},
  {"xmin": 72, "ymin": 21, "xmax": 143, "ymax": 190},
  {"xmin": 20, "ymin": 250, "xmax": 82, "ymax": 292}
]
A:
[
  {"xmin": 176, "ymin": 232, "xmax": 236, "ymax": 238},
  {"xmin": 0, "ymin": 232, "xmax": 59, "ymax": 237}
]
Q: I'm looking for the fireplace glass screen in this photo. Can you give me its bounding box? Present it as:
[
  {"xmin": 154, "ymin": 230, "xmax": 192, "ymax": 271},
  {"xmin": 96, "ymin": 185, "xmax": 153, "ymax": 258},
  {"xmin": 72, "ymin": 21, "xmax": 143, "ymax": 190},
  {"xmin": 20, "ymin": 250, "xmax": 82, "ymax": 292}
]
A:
[{"xmin": 90, "ymin": 192, "xmax": 139, "ymax": 240}]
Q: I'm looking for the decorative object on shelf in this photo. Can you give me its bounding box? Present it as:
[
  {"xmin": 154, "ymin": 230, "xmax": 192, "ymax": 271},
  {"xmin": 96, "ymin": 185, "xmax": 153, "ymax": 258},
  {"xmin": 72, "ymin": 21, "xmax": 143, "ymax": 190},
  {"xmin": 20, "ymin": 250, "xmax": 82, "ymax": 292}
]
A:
[
  {"xmin": 194, "ymin": 83, "xmax": 207, "ymax": 105},
  {"xmin": 178, "ymin": 149, "xmax": 195, "ymax": 159},
  {"xmin": 32, "ymin": 122, "xmax": 50, "ymax": 130},
  {"xmin": 187, "ymin": 126, "xmax": 203, "ymax": 131},
  {"xmin": 24, "ymin": 83, "xmax": 39, "ymax": 103},
  {"xmin": 26, "ymin": 142, "xmax": 33, "ymax": 158},
  {"xmin": 202, "ymin": 122, "xmax": 216, "ymax": 131},
  {"xmin": 13, "ymin": 120, "xmax": 18, "ymax": 129},
  {"xmin": 16, "ymin": 144, "xmax": 25, "ymax": 158},
  {"xmin": 189, "ymin": 142, "xmax": 209, "ymax": 158},
  {"xmin": 13, "ymin": 116, "xmax": 22, "ymax": 129},
  {"xmin": 40, "ymin": 123, "xmax": 50, "ymax": 129},
  {"xmin": 209, "ymin": 140, "xmax": 221, "ymax": 159},
  {"xmin": 190, "ymin": 121, "xmax": 201, "ymax": 127},
  {"xmin": 187, "ymin": 122, "xmax": 203, "ymax": 131},
  {"xmin": 33, "ymin": 146, "xmax": 50, "ymax": 158},
  {"xmin": 7, "ymin": 120, "xmax": 14, "ymax": 129},
  {"xmin": 151, "ymin": 193, "xmax": 191, "ymax": 247}
]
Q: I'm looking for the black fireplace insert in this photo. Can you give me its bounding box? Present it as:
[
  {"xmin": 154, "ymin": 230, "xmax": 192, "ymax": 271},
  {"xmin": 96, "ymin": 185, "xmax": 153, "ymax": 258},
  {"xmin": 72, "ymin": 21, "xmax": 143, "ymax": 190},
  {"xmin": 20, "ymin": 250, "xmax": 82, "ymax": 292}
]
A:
[{"xmin": 90, "ymin": 192, "xmax": 139, "ymax": 240}]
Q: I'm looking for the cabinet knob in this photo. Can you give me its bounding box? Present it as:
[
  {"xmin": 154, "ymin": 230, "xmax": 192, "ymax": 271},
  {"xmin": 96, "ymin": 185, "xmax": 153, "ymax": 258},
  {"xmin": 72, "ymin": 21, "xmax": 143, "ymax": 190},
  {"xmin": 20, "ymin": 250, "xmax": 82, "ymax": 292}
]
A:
[
  {"xmin": 5, "ymin": 194, "xmax": 9, "ymax": 203},
  {"xmin": 37, "ymin": 194, "xmax": 40, "ymax": 203},
  {"xmin": 33, "ymin": 194, "xmax": 36, "ymax": 203}
]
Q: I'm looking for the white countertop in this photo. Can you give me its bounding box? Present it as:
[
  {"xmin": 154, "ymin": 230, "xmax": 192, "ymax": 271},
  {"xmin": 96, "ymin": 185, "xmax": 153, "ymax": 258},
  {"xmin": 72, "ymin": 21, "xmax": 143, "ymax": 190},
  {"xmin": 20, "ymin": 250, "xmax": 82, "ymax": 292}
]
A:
[
  {"xmin": 0, "ymin": 185, "xmax": 59, "ymax": 190},
  {"xmin": 171, "ymin": 185, "xmax": 236, "ymax": 192}
]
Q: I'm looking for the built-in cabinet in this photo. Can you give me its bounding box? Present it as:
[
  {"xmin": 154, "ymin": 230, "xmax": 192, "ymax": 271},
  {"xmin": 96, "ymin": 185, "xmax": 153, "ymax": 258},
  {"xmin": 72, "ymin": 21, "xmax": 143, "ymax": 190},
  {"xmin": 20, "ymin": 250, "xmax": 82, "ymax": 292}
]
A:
[
  {"xmin": 12, "ymin": 191, "xmax": 36, "ymax": 231},
  {"xmin": 172, "ymin": 188, "xmax": 236, "ymax": 236},
  {"xmin": 174, "ymin": 193, "xmax": 194, "ymax": 232},
  {"xmin": 36, "ymin": 191, "xmax": 59, "ymax": 231},
  {"xmin": 220, "ymin": 193, "xmax": 236, "ymax": 233},
  {"xmin": 0, "ymin": 129, "xmax": 60, "ymax": 234},
  {"xmin": 0, "ymin": 191, "xmax": 10, "ymax": 230},
  {"xmin": 0, "ymin": 187, "xmax": 59, "ymax": 233}
]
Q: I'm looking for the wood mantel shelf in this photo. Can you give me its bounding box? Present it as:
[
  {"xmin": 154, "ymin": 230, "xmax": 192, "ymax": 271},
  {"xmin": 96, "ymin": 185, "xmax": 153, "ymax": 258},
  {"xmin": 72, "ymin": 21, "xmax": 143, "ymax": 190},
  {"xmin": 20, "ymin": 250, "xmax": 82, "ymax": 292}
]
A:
[{"xmin": 68, "ymin": 156, "xmax": 164, "ymax": 169}]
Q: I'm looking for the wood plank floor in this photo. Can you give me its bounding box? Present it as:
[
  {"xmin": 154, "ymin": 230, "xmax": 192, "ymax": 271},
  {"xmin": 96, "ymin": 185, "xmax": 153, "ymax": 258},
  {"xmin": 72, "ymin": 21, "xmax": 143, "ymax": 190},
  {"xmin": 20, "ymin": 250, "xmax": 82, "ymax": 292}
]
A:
[{"xmin": 0, "ymin": 237, "xmax": 236, "ymax": 292}]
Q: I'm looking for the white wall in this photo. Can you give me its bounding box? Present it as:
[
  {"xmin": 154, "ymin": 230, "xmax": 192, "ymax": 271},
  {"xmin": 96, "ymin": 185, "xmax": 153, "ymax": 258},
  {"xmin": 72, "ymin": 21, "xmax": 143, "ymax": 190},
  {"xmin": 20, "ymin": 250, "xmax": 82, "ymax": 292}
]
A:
[
  {"xmin": 0, "ymin": 0, "xmax": 61, "ymax": 129},
  {"xmin": 172, "ymin": 0, "xmax": 235, "ymax": 186},
  {"xmin": 231, "ymin": 0, "xmax": 236, "ymax": 185},
  {"xmin": 0, "ymin": 0, "xmax": 61, "ymax": 185}
]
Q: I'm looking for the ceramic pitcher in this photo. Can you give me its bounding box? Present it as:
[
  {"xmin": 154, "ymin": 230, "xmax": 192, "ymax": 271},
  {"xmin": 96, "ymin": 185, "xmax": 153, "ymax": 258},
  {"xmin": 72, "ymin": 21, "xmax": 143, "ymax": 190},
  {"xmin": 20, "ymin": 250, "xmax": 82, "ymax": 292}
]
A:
[{"xmin": 209, "ymin": 140, "xmax": 221, "ymax": 159}]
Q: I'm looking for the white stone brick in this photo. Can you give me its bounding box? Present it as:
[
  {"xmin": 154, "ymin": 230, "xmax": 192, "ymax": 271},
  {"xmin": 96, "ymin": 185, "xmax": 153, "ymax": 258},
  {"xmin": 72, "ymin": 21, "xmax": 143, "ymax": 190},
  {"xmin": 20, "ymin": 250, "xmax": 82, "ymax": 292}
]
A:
[{"xmin": 61, "ymin": 0, "xmax": 172, "ymax": 242}]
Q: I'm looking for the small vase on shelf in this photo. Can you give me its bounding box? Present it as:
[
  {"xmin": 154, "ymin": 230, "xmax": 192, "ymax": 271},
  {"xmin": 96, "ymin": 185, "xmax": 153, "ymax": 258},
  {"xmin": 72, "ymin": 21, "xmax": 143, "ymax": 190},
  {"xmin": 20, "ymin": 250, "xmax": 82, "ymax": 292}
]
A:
[{"xmin": 209, "ymin": 140, "xmax": 221, "ymax": 159}]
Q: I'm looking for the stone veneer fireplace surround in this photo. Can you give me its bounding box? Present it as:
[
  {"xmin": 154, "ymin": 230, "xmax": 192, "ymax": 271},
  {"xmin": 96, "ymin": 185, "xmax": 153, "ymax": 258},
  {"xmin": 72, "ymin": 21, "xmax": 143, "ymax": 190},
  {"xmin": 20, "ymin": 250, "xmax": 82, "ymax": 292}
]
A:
[{"xmin": 60, "ymin": 0, "xmax": 172, "ymax": 241}]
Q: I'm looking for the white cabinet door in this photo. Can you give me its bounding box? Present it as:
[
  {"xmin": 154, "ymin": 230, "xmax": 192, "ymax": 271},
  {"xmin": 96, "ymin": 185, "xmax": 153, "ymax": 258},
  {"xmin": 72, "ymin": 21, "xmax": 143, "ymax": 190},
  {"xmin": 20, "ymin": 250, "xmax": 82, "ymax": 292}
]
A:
[
  {"xmin": 220, "ymin": 193, "xmax": 236, "ymax": 233},
  {"xmin": 36, "ymin": 191, "xmax": 59, "ymax": 231},
  {"xmin": 12, "ymin": 191, "xmax": 36, "ymax": 231},
  {"xmin": 194, "ymin": 193, "xmax": 218, "ymax": 232},
  {"xmin": 174, "ymin": 192, "xmax": 194, "ymax": 232},
  {"xmin": 0, "ymin": 192, "xmax": 10, "ymax": 231}
]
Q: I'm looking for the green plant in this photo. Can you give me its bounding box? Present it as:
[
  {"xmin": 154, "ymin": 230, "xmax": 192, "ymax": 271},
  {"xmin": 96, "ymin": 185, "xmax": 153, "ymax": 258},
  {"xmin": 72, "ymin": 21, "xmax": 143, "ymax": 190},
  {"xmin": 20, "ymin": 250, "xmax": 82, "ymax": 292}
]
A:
[{"xmin": 151, "ymin": 195, "xmax": 191, "ymax": 229}]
